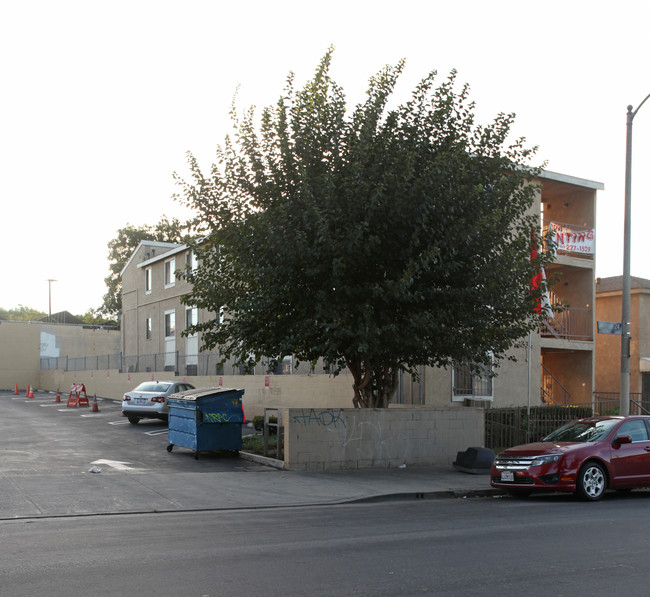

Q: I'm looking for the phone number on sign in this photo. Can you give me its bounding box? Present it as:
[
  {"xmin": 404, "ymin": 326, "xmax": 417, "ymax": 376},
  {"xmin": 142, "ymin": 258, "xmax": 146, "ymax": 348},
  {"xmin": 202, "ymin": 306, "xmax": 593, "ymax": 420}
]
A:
[{"xmin": 560, "ymin": 244, "xmax": 593, "ymax": 254}]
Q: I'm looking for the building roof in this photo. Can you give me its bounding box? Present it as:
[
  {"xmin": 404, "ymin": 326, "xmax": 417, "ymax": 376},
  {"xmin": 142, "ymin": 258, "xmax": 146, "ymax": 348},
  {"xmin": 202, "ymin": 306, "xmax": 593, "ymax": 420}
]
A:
[
  {"xmin": 136, "ymin": 242, "xmax": 189, "ymax": 269},
  {"xmin": 119, "ymin": 240, "xmax": 183, "ymax": 277},
  {"xmin": 596, "ymin": 275, "xmax": 650, "ymax": 294},
  {"xmin": 538, "ymin": 169, "xmax": 604, "ymax": 191},
  {"xmin": 40, "ymin": 311, "xmax": 84, "ymax": 324}
]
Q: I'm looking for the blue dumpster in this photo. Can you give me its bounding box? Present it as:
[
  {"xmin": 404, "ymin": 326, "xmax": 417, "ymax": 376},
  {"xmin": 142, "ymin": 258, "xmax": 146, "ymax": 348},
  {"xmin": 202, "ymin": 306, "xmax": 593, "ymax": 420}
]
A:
[{"xmin": 166, "ymin": 387, "xmax": 245, "ymax": 459}]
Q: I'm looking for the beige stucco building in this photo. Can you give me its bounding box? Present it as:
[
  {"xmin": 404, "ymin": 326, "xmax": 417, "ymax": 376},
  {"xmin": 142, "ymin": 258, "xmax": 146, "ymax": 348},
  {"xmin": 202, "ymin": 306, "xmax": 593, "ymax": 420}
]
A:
[
  {"xmin": 1, "ymin": 168, "xmax": 601, "ymax": 417},
  {"xmin": 115, "ymin": 169, "xmax": 602, "ymax": 413},
  {"xmin": 537, "ymin": 171, "xmax": 601, "ymax": 407},
  {"xmin": 595, "ymin": 276, "xmax": 650, "ymax": 407}
]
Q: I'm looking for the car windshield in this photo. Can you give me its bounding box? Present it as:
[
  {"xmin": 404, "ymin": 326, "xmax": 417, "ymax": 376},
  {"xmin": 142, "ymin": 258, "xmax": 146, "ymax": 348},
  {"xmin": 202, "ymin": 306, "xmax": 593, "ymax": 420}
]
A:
[
  {"xmin": 134, "ymin": 382, "xmax": 172, "ymax": 393},
  {"xmin": 543, "ymin": 419, "xmax": 620, "ymax": 443}
]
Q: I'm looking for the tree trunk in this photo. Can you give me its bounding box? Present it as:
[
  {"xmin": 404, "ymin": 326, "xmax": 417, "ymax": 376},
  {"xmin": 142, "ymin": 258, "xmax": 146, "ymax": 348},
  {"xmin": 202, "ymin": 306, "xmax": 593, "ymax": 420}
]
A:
[{"xmin": 348, "ymin": 359, "xmax": 399, "ymax": 408}]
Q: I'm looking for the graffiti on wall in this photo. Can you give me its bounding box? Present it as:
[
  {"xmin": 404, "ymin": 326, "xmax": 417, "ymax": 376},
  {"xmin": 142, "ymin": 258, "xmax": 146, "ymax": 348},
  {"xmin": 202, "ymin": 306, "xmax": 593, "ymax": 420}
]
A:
[
  {"xmin": 291, "ymin": 408, "xmax": 412, "ymax": 462},
  {"xmin": 291, "ymin": 408, "xmax": 346, "ymax": 429}
]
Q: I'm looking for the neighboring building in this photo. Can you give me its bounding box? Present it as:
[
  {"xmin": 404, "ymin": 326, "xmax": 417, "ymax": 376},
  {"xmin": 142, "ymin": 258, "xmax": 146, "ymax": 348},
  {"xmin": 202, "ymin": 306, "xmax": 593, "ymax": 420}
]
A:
[
  {"xmin": 40, "ymin": 311, "xmax": 84, "ymax": 325},
  {"xmin": 595, "ymin": 276, "xmax": 650, "ymax": 407},
  {"xmin": 120, "ymin": 169, "xmax": 603, "ymax": 409}
]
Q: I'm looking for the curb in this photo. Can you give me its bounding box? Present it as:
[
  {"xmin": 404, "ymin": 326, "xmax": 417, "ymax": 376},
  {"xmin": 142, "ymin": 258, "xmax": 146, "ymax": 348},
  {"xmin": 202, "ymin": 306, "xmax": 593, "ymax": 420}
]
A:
[{"xmin": 239, "ymin": 451, "xmax": 285, "ymax": 470}]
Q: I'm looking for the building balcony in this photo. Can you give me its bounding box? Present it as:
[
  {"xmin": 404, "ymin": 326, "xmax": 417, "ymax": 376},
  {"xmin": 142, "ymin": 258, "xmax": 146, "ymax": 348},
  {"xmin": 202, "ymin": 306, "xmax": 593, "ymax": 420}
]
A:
[{"xmin": 541, "ymin": 288, "xmax": 593, "ymax": 342}]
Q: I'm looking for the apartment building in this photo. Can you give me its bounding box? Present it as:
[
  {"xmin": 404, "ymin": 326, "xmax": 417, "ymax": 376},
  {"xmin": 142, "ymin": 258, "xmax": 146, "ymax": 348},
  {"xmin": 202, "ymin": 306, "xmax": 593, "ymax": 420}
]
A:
[
  {"xmin": 420, "ymin": 170, "xmax": 603, "ymax": 408},
  {"xmin": 538, "ymin": 170, "xmax": 601, "ymax": 407},
  {"xmin": 121, "ymin": 240, "xmax": 204, "ymax": 375},
  {"xmin": 120, "ymin": 169, "xmax": 603, "ymax": 409}
]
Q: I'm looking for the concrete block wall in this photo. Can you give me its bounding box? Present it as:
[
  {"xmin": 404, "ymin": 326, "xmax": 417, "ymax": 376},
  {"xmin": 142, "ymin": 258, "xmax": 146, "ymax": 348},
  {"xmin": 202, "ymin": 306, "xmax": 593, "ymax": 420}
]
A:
[
  {"xmin": 283, "ymin": 407, "xmax": 484, "ymax": 470},
  {"xmin": 37, "ymin": 369, "xmax": 357, "ymax": 416},
  {"xmin": 0, "ymin": 321, "xmax": 40, "ymax": 391}
]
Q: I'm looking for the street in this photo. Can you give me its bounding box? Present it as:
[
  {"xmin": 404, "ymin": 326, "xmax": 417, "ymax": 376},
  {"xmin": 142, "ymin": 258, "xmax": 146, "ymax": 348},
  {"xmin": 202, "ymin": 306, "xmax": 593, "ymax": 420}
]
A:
[
  {"xmin": 3, "ymin": 495, "xmax": 650, "ymax": 596},
  {"xmin": 3, "ymin": 391, "xmax": 650, "ymax": 596}
]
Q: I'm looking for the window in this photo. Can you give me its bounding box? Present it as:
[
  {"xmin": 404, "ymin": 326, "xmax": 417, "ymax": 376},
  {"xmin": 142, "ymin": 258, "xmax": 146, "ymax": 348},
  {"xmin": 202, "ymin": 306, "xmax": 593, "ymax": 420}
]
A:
[
  {"xmin": 145, "ymin": 317, "xmax": 152, "ymax": 340},
  {"xmin": 186, "ymin": 251, "xmax": 197, "ymax": 271},
  {"xmin": 185, "ymin": 306, "xmax": 198, "ymax": 332},
  {"xmin": 164, "ymin": 311, "xmax": 176, "ymax": 337},
  {"xmin": 452, "ymin": 356, "xmax": 493, "ymax": 401},
  {"xmin": 618, "ymin": 420, "xmax": 649, "ymax": 442},
  {"xmin": 164, "ymin": 258, "xmax": 176, "ymax": 288},
  {"xmin": 144, "ymin": 267, "xmax": 152, "ymax": 294}
]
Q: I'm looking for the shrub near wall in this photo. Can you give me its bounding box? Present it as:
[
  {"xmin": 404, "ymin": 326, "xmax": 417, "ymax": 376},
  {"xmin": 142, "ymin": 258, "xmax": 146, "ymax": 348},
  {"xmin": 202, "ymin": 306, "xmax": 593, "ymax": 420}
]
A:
[{"xmin": 284, "ymin": 407, "xmax": 484, "ymax": 470}]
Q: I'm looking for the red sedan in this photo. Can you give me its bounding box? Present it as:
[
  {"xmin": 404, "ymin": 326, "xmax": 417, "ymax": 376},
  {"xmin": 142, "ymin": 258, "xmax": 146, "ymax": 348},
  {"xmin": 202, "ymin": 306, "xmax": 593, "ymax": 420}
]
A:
[{"xmin": 491, "ymin": 416, "xmax": 650, "ymax": 501}]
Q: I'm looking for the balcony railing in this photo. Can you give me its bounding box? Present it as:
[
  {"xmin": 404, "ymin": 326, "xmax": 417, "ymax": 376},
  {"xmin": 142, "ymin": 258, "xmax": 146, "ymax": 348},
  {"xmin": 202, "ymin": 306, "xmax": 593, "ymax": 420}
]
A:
[
  {"xmin": 540, "ymin": 287, "xmax": 592, "ymax": 341},
  {"xmin": 541, "ymin": 363, "xmax": 570, "ymax": 405}
]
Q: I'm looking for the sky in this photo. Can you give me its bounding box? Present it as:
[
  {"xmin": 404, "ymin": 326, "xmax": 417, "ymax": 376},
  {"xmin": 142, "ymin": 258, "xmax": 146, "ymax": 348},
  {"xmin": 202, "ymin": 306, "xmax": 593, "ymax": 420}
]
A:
[{"xmin": 1, "ymin": 0, "xmax": 649, "ymax": 316}]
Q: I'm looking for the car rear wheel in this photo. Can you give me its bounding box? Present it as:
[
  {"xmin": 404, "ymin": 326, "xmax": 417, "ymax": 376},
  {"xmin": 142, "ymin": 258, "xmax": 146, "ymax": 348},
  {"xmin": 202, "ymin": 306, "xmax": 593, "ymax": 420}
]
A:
[
  {"xmin": 127, "ymin": 415, "xmax": 140, "ymax": 425},
  {"xmin": 576, "ymin": 461, "xmax": 606, "ymax": 501}
]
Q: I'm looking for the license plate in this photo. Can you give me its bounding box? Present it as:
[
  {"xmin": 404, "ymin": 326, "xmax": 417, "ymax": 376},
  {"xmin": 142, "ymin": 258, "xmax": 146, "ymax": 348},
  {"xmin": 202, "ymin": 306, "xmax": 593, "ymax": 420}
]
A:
[
  {"xmin": 501, "ymin": 471, "xmax": 514, "ymax": 482},
  {"xmin": 134, "ymin": 398, "xmax": 147, "ymax": 405}
]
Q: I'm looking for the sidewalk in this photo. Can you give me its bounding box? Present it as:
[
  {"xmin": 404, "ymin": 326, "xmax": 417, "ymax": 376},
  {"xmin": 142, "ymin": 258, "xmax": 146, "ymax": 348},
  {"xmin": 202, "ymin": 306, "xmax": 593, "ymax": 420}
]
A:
[{"xmin": 0, "ymin": 458, "xmax": 498, "ymax": 520}]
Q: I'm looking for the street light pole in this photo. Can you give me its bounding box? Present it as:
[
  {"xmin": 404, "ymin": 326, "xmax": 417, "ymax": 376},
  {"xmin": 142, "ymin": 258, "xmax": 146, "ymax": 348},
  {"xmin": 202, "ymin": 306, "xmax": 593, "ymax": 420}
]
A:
[
  {"xmin": 621, "ymin": 94, "xmax": 650, "ymax": 416},
  {"xmin": 47, "ymin": 279, "xmax": 57, "ymax": 320}
]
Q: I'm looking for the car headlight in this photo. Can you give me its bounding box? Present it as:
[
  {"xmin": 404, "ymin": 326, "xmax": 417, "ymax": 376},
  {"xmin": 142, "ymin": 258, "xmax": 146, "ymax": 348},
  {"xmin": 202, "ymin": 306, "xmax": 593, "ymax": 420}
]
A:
[{"xmin": 531, "ymin": 454, "xmax": 561, "ymax": 466}]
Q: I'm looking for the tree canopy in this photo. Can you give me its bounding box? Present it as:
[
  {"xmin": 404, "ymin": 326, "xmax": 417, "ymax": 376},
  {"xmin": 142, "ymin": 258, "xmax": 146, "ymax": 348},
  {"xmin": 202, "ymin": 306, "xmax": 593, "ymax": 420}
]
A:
[
  {"xmin": 175, "ymin": 49, "xmax": 555, "ymax": 408},
  {"xmin": 100, "ymin": 216, "xmax": 186, "ymax": 316},
  {"xmin": 0, "ymin": 305, "xmax": 47, "ymax": 321}
]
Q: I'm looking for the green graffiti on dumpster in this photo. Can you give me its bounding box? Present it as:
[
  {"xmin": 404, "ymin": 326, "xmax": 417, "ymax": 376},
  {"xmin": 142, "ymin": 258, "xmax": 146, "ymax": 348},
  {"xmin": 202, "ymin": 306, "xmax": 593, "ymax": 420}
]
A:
[{"xmin": 202, "ymin": 412, "xmax": 234, "ymax": 423}]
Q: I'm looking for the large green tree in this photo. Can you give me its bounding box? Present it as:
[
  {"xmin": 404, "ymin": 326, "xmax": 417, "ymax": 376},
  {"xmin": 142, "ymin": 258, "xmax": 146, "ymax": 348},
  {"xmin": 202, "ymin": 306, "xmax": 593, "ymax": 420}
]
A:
[
  {"xmin": 100, "ymin": 216, "xmax": 186, "ymax": 316},
  {"xmin": 175, "ymin": 50, "xmax": 555, "ymax": 408}
]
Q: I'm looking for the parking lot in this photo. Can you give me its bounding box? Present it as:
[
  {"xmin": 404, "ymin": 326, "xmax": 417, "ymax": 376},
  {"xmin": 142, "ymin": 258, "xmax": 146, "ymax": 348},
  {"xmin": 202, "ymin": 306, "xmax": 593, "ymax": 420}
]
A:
[{"xmin": 0, "ymin": 390, "xmax": 262, "ymax": 476}]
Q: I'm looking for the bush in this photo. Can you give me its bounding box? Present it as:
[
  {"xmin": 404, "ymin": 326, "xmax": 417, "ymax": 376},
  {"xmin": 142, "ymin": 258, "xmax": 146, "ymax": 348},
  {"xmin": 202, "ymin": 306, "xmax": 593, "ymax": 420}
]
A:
[
  {"xmin": 252, "ymin": 415, "xmax": 277, "ymax": 433},
  {"xmin": 242, "ymin": 433, "xmax": 277, "ymax": 456}
]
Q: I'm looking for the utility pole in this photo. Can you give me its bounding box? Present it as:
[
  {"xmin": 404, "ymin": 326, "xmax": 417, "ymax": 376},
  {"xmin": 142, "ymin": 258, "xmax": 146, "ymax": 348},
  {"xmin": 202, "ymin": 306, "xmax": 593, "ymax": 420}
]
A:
[{"xmin": 621, "ymin": 93, "xmax": 650, "ymax": 416}]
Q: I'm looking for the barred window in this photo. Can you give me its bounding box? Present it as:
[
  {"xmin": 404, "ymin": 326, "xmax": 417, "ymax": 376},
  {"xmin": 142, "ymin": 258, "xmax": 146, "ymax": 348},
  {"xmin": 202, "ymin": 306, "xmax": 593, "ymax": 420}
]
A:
[{"xmin": 452, "ymin": 357, "xmax": 493, "ymax": 401}]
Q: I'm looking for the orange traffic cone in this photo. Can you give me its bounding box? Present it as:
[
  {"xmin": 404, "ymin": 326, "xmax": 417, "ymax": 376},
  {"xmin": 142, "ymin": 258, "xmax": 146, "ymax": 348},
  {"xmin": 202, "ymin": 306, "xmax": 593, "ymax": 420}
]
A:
[
  {"xmin": 28, "ymin": 386, "xmax": 34, "ymax": 398},
  {"xmin": 25, "ymin": 384, "xmax": 30, "ymax": 397},
  {"xmin": 54, "ymin": 388, "xmax": 61, "ymax": 403},
  {"xmin": 91, "ymin": 394, "xmax": 100, "ymax": 413},
  {"xmin": 14, "ymin": 384, "xmax": 19, "ymax": 395}
]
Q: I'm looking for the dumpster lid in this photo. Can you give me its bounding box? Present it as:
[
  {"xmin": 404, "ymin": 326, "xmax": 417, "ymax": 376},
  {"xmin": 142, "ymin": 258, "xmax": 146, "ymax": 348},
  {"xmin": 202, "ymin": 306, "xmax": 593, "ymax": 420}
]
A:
[{"xmin": 167, "ymin": 386, "xmax": 244, "ymax": 401}]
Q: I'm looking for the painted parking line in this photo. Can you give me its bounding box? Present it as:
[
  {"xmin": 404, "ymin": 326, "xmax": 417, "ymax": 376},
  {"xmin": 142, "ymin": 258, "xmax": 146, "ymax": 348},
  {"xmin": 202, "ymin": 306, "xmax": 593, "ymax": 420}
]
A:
[
  {"xmin": 144, "ymin": 429, "xmax": 168, "ymax": 436},
  {"xmin": 108, "ymin": 420, "xmax": 131, "ymax": 425}
]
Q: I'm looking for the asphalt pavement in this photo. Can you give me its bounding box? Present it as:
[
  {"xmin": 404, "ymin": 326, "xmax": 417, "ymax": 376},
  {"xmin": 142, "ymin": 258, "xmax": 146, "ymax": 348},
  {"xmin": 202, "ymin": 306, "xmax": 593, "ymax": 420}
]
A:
[{"xmin": 0, "ymin": 390, "xmax": 498, "ymax": 519}]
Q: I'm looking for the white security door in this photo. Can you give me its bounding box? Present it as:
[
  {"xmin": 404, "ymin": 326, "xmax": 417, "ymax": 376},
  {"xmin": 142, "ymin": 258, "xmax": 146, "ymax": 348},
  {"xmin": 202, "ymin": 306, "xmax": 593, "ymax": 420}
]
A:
[
  {"xmin": 164, "ymin": 310, "xmax": 176, "ymax": 370},
  {"xmin": 185, "ymin": 307, "xmax": 198, "ymax": 374}
]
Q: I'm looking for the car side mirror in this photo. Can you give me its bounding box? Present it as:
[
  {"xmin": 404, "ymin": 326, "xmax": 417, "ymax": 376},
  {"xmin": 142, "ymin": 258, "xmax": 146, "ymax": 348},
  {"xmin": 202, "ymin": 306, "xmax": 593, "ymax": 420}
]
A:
[{"xmin": 613, "ymin": 435, "xmax": 632, "ymax": 447}]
